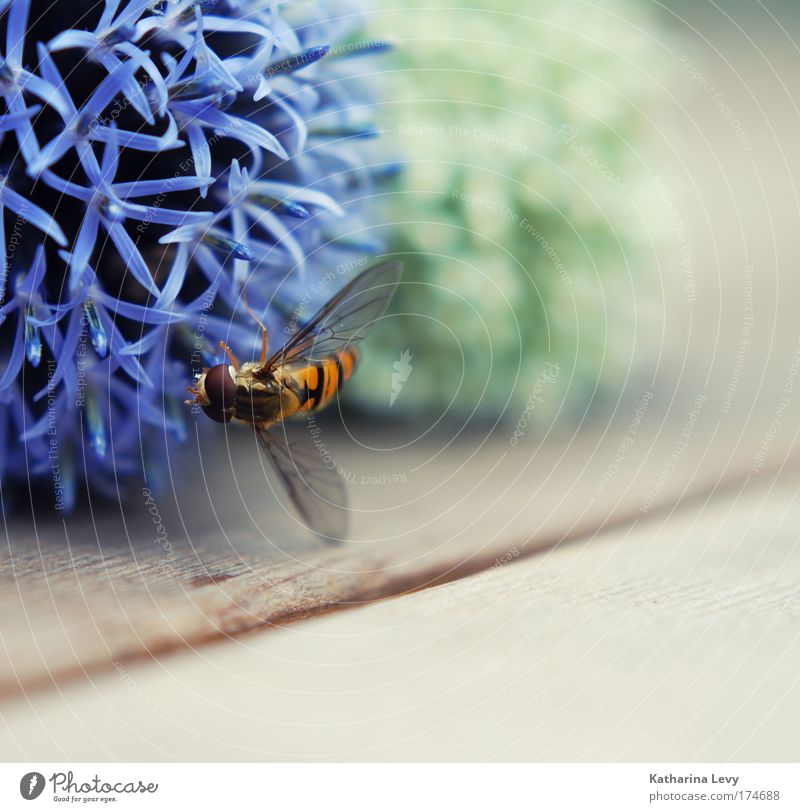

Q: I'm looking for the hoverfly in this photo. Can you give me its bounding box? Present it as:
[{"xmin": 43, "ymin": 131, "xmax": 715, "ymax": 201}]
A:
[{"xmin": 187, "ymin": 260, "xmax": 403, "ymax": 539}]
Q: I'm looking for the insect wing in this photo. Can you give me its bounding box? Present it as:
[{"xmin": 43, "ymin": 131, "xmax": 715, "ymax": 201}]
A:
[
  {"xmin": 269, "ymin": 260, "xmax": 402, "ymax": 368},
  {"xmin": 256, "ymin": 425, "xmax": 349, "ymax": 540}
]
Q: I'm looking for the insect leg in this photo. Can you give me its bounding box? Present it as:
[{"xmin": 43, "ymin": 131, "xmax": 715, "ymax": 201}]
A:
[
  {"xmin": 218, "ymin": 341, "xmax": 240, "ymax": 371},
  {"xmin": 241, "ymin": 288, "xmax": 269, "ymax": 364},
  {"xmin": 259, "ymin": 323, "xmax": 268, "ymax": 365}
]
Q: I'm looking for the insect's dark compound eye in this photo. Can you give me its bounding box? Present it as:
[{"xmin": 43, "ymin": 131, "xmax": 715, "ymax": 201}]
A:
[{"xmin": 202, "ymin": 364, "xmax": 236, "ymax": 423}]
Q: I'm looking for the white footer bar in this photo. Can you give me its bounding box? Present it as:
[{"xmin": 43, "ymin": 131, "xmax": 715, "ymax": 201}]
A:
[{"xmin": 0, "ymin": 763, "xmax": 796, "ymax": 810}]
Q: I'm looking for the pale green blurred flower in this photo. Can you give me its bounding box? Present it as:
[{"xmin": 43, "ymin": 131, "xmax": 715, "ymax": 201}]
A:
[{"xmin": 353, "ymin": 0, "xmax": 667, "ymax": 422}]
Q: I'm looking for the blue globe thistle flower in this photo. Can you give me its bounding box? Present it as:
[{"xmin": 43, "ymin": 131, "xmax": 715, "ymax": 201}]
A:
[{"xmin": 0, "ymin": 0, "xmax": 390, "ymax": 510}]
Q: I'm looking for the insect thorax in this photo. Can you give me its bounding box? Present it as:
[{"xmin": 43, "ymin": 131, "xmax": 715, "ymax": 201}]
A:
[{"xmin": 232, "ymin": 365, "xmax": 289, "ymax": 425}]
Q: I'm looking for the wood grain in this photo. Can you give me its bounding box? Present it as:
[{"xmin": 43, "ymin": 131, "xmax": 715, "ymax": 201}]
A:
[
  {"xmin": 0, "ymin": 403, "xmax": 797, "ymax": 702},
  {"xmin": 2, "ymin": 459, "xmax": 798, "ymax": 761}
]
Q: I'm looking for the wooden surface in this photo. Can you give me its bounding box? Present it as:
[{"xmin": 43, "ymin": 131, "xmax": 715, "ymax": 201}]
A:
[
  {"xmin": 1, "ymin": 460, "xmax": 798, "ymax": 761},
  {"xmin": 1, "ymin": 399, "xmax": 798, "ymax": 705}
]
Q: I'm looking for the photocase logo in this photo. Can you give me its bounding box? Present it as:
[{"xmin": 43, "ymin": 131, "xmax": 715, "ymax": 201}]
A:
[
  {"xmin": 19, "ymin": 772, "xmax": 45, "ymax": 800},
  {"xmin": 390, "ymin": 349, "xmax": 413, "ymax": 407}
]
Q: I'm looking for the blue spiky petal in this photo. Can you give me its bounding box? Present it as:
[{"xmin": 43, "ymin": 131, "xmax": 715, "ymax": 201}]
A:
[{"xmin": 0, "ymin": 0, "xmax": 392, "ymax": 509}]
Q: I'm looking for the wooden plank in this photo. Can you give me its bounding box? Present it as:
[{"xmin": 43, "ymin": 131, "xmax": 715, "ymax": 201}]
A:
[
  {"xmin": 0, "ymin": 401, "xmax": 798, "ymax": 701},
  {"xmin": 2, "ymin": 463, "xmax": 798, "ymax": 761}
]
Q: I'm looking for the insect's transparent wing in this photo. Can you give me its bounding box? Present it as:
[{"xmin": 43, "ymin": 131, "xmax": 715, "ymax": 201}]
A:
[
  {"xmin": 256, "ymin": 425, "xmax": 349, "ymax": 540},
  {"xmin": 269, "ymin": 260, "xmax": 402, "ymax": 367}
]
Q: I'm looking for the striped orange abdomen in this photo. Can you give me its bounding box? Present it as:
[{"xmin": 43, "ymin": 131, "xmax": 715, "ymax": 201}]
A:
[{"xmin": 283, "ymin": 348, "xmax": 359, "ymax": 414}]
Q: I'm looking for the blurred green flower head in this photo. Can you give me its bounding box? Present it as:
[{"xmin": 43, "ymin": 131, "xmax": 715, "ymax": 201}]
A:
[{"xmin": 355, "ymin": 0, "xmax": 665, "ymax": 425}]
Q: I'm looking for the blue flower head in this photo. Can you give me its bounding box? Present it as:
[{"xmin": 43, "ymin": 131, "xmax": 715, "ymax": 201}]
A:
[{"xmin": 0, "ymin": 0, "xmax": 391, "ymax": 510}]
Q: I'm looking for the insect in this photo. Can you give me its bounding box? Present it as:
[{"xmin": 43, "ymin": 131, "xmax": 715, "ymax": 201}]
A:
[{"xmin": 187, "ymin": 260, "xmax": 403, "ymax": 539}]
